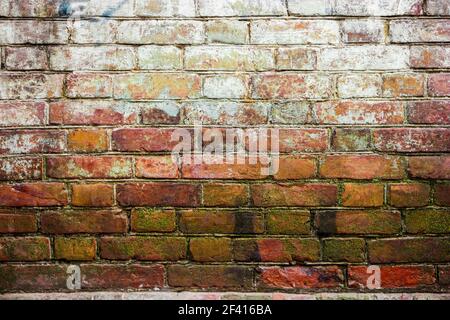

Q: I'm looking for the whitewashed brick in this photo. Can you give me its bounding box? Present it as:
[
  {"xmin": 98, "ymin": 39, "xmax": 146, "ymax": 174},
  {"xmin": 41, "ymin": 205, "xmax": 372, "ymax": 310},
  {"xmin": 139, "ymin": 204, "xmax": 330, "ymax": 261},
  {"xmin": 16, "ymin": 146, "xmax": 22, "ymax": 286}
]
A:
[
  {"xmin": 138, "ymin": 46, "xmax": 182, "ymax": 70},
  {"xmin": 5, "ymin": 47, "xmax": 48, "ymax": 70},
  {"xmin": 206, "ymin": 20, "xmax": 249, "ymax": 44},
  {"xmin": 71, "ymin": 20, "xmax": 116, "ymax": 43},
  {"xmin": 426, "ymin": 0, "xmax": 450, "ymax": 15},
  {"xmin": 338, "ymin": 74, "xmax": 382, "ymax": 98},
  {"xmin": 342, "ymin": 19, "xmax": 385, "ymax": 43},
  {"xmin": 198, "ymin": 0, "xmax": 286, "ymax": 16},
  {"xmin": 135, "ymin": 0, "xmax": 196, "ymax": 17},
  {"xmin": 390, "ymin": 20, "xmax": 450, "ymax": 43},
  {"xmin": 0, "ymin": 21, "xmax": 68, "ymax": 44},
  {"xmin": 334, "ymin": 0, "xmax": 423, "ymax": 16},
  {"xmin": 0, "ymin": 74, "xmax": 64, "ymax": 99},
  {"xmin": 203, "ymin": 75, "xmax": 249, "ymax": 99},
  {"xmin": 288, "ymin": 0, "xmax": 333, "ymax": 15}
]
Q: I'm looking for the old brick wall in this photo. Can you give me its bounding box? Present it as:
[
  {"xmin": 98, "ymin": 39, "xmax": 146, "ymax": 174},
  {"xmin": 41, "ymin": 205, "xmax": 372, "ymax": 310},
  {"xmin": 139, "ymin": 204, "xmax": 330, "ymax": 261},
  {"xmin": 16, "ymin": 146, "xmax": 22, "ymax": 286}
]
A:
[{"xmin": 0, "ymin": 0, "xmax": 449, "ymax": 294}]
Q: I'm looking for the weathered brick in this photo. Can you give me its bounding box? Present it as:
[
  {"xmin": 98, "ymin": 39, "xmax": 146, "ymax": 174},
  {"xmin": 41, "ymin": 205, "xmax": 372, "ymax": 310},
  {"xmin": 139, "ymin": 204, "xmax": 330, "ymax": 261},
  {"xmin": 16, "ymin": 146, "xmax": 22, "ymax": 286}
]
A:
[
  {"xmin": 0, "ymin": 211, "xmax": 37, "ymax": 233},
  {"xmin": 0, "ymin": 183, "xmax": 68, "ymax": 207},
  {"xmin": 408, "ymin": 156, "xmax": 450, "ymax": 179},
  {"xmin": 408, "ymin": 101, "xmax": 450, "ymax": 124},
  {"xmin": 67, "ymin": 129, "xmax": 109, "ymax": 153},
  {"xmin": 274, "ymin": 156, "xmax": 317, "ymax": 180},
  {"xmin": 337, "ymin": 74, "xmax": 382, "ymax": 98},
  {"xmin": 203, "ymin": 75, "xmax": 249, "ymax": 98},
  {"xmin": 71, "ymin": 184, "xmax": 114, "ymax": 207},
  {"xmin": 203, "ymin": 184, "xmax": 248, "ymax": 207},
  {"xmin": 114, "ymin": 73, "xmax": 201, "ymax": 99},
  {"xmin": 137, "ymin": 46, "xmax": 182, "ymax": 70},
  {"xmin": 426, "ymin": 0, "xmax": 450, "ymax": 15},
  {"xmin": 0, "ymin": 265, "xmax": 67, "ymax": 292},
  {"xmin": 5, "ymin": 47, "xmax": 48, "ymax": 70},
  {"xmin": 428, "ymin": 73, "xmax": 450, "ymax": 97},
  {"xmin": 142, "ymin": 102, "xmax": 181, "ymax": 125},
  {"xmin": 435, "ymin": 185, "xmax": 450, "ymax": 206},
  {"xmin": 0, "ymin": 237, "xmax": 50, "ymax": 261},
  {"xmin": 206, "ymin": 20, "xmax": 248, "ymax": 44},
  {"xmin": 199, "ymin": 0, "xmax": 286, "ymax": 16},
  {"xmin": 271, "ymin": 102, "xmax": 312, "ymax": 124},
  {"xmin": 251, "ymin": 184, "xmax": 338, "ymax": 207},
  {"xmin": 342, "ymin": 183, "xmax": 384, "ymax": 207},
  {"xmin": 0, "ymin": 74, "xmax": 63, "ymax": 99},
  {"xmin": 71, "ymin": 20, "xmax": 116, "ymax": 44},
  {"xmin": 41, "ymin": 210, "xmax": 128, "ymax": 234},
  {"xmin": 47, "ymin": 156, "xmax": 132, "ymax": 179},
  {"xmin": 234, "ymin": 238, "xmax": 320, "ymax": 262},
  {"xmin": 168, "ymin": 265, "xmax": 254, "ymax": 289},
  {"xmin": 342, "ymin": 20, "xmax": 385, "ymax": 43},
  {"xmin": 314, "ymin": 101, "xmax": 404, "ymax": 124},
  {"xmin": 315, "ymin": 210, "xmax": 401, "ymax": 235},
  {"xmin": 331, "ymin": 128, "xmax": 371, "ymax": 151},
  {"xmin": 252, "ymin": 74, "xmax": 333, "ymax": 99},
  {"xmin": 136, "ymin": 156, "xmax": 179, "ymax": 179},
  {"xmin": 390, "ymin": 20, "xmax": 450, "ymax": 43},
  {"xmin": 251, "ymin": 20, "xmax": 339, "ymax": 44},
  {"xmin": 3, "ymin": 0, "xmax": 59, "ymax": 17},
  {"xmin": 389, "ymin": 183, "xmax": 430, "ymax": 207},
  {"xmin": 66, "ymin": 73, "xmax": 113, "ymax": 98},
  {"xmin": 318, "ymin": 46, "xmax": 409, "ymax": 70},
  {"xmin": 54, "ymin": 237, "xmax": 96, "ymax": 261},
  {"xmin": 323, "ymin": 238, "xmax": 366, "ymax": 262},
  {"xmin": 266, "ymin": 210, "xmax": 311, "ymax": 235},
  {"xmin": 405, "ymin": 210, "xmax": 450, "ymax": 234},
  {"xmin": 259, "ymin": 266, "xmax": 344, "ymax": 289},
  {"xmin": 131, "ymin": 208, "xmax": 177, "ymax": 233},
  {"xmin": 183, "ymin": 102, "xmax": 268, "ymax": 125},
  {"xmin": 0, "ymin": 158, "xmax": 42, "ymax": 181},
  {"xmin": 287, "ymin": 0, "xmax": 333, "ymax": 15},
  {"xmin": 49, "ymin": 101, "xmax": 139, "ymax": 125},
  {"xmin": 56, "ymin": 0, "xmax": 135, "ymax": 17},
  {"xmin": 440, "ymin": 266, "xmax": 450, "ymax": 286},
  {"xmin": 369, "ymin": 238, "xmax": 450, "ymax": 263},
  {"xmin": 0, "ymin": 102, "xmax": 46, "ymax": 127},
  {"xmin": 117, "ymin": 183, "xmax": 201, "ymax": 207},
  {"xmin": 349, "ymin": 265, "xmax": 436, "ymax": 289},
  {"xmin": 117, "ymin": 20, "xmax": 204, "ymax": 44},
  {"xmin": 190, "ymin": 237, "xmax": 232, "ymax": 262},
  {"xmin": 179, "ymin": 210, "xmax": 264, "ymax": 234},
  {"xmin": 50, "ymin": 46, "xmax": 135, "ymax": 71},
  {"xmin": 278, "ymin": 129, "xmax": 329, "ymax": 152},
  {"xmin": 276, "ymin": 48, "xmax": 317, "ymax": 70},
  {"xmin": 373, "ymin": 128, "xmax": 450, "ymax": 152},
  {"xmin": 0, "ymin": 130, "xmax": 65, "ymax": 155},
  {"xmin": 382, "ymin": 74, "xmax": 425, "ymax": 97},
  {"xmin": 410, "ymin": 47, "xmax": 450, "ymax": 68},
  {"xmin": 112, "ymin": 128, "xmax": 181, "ymax": 152},
  {"xmin": 135, "ymin": 0, "xmax": 196, "ymax": 17},
  {"xmin": 320, "ymin": 155, "xmax": 405, "ymax": 179},
  {"xmin": 0, "ymin": 21, "xmax": 68, "ymax": 44},
  {"xmin": 100, "ymin": 237, "xmax": 186, "ymax": 261},
  {"xmin": 185, "ymin": 46, "xmax": 274, "ymax": 71}
]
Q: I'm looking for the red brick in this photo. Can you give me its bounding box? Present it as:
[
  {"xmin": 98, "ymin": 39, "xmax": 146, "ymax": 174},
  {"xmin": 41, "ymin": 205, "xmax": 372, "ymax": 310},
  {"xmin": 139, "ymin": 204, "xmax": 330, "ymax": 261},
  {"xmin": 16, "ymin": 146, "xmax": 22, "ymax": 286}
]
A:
[
  {"xmin": 49, "ymin": 101, "xmax": 138, "ymax": 125},
  {"xmin": 168, "ymin": 265, "xmax": 253, "ymax": 289},
  {"xmin": 348, "ymin": 265, "xmax": 436, "ymax": 289},
  {"xmin": 382, "ymin": 74, "xmax": 424, "ymax": 97},
  {"xmin": 251, "ymin": 183, "xmax": 338, "ymax": 207},
  {"xmin": 435, "ymin": 185, "xmax": 450, "ymax": 206},
  {"xmin": 136, "ymin": 156, "xmax": 179, "ymax": 179},
  {"xmin": 0, "ymin": 183, "xmax": 68, "ymax": 207},
  {"xmin": 41, "ymin": 210, "xmax": 128, "ymax": 234},
  {"xmin": 0, "ymin": 265, "xmax": 67, "ymax": 292},
  {"xmin": 0, "ymin": 158, "xmax": 42, "ymax": 180},
  {"xmin": 179, "ymin": 210, "xmax": 264, "ymax": 234},
  {"xmin": 47, "ymin": 156, "xmax": 132, "ymax": 179},
  {"xmin": 440, "ymin": 266, "xmax": 450, "ymax": 286},
  {"xmin": 274, "ymin": 156, "xmax": 317, "ymax": 180},
  {"xmin": 117, "ymin": 183, "xmax": 201, "ymax": 207},
  {"xmin": 258, "ymin": 266, "xmax": 344, "ymax": 289},
  {"xmin": 233, "ymin": 238, "xmax": 320, "ymax": 262},
  {"xmin": 320, "ymin": 155, "xmax": 405, "ymax": 179},
  {"xmin": 342, "ymin": 183, "xmax": 384, "ymax": 207},
  {"xmin": 0, "ymin": 211, "xmax": 37, "ymax": 233},
  {"xmin": 408, "ymin": 101, "xmax": 450, "ymax": 124},
  {"xmin": 141, "ymin": 102, "xmax": 181, "ymax": 124},
  {"xmin": 0, "ymin": 237, "xmax": 50, "ymax": 261},
  {"xmin": 408, "ymin": 156, "xmax": 450, "ymax": 179},
  {"xmin": 315, "ymin": 210, "xmax": 401, "ymax": 235},
  {"xmin": 374, "ymin": 128, "xmax": 450, "ymax": 152},
  {"xmin": 369, "ymin": 238, "xmax": 450, "ymax": 263},
  {"xmin": 100, "ymin": 237, "xmax": 186, "ymax": 261},
  {"xmin": 279, "ymin": 129, "xmax": 329, "ymax": 152},
  {"xmin": 81, "ymin": 264, "xmax": 165, "ymax": 290},
  {"xmin": 428, "ymin": 73, "xmax": 450, "ymax": 97},
  {"xmin": 112, "ymin": 128, "xmax": 182, "ymax": 152},
  {"xmin": 389, "ymin": 183, "xmax": 430, "ymax": 207},
  {"xmin": 0, "ymin": 130, "xmax": 65, "ymax": 154},
  {"xmin": 331, "ymin": 128, "xmax": 371, "ymax": 152},
  {"xmin": 203, "ymin": 184, "xmax": 249, "ymax": 207},
  {"xmin": 0, "ymin": 102, "xmax": 46, "ymax": 126},
  {"xmin": 71, "ymin": 184, "xmax": 114, "ymax": 207}
]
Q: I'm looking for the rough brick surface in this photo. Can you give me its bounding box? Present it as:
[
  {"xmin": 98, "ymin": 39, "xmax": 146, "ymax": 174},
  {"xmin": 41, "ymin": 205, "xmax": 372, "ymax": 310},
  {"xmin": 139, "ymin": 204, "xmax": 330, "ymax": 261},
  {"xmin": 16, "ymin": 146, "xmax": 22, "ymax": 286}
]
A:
[{"xmin": 0, "ymin": 0, "xmax": 449, "ymax": 295}]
